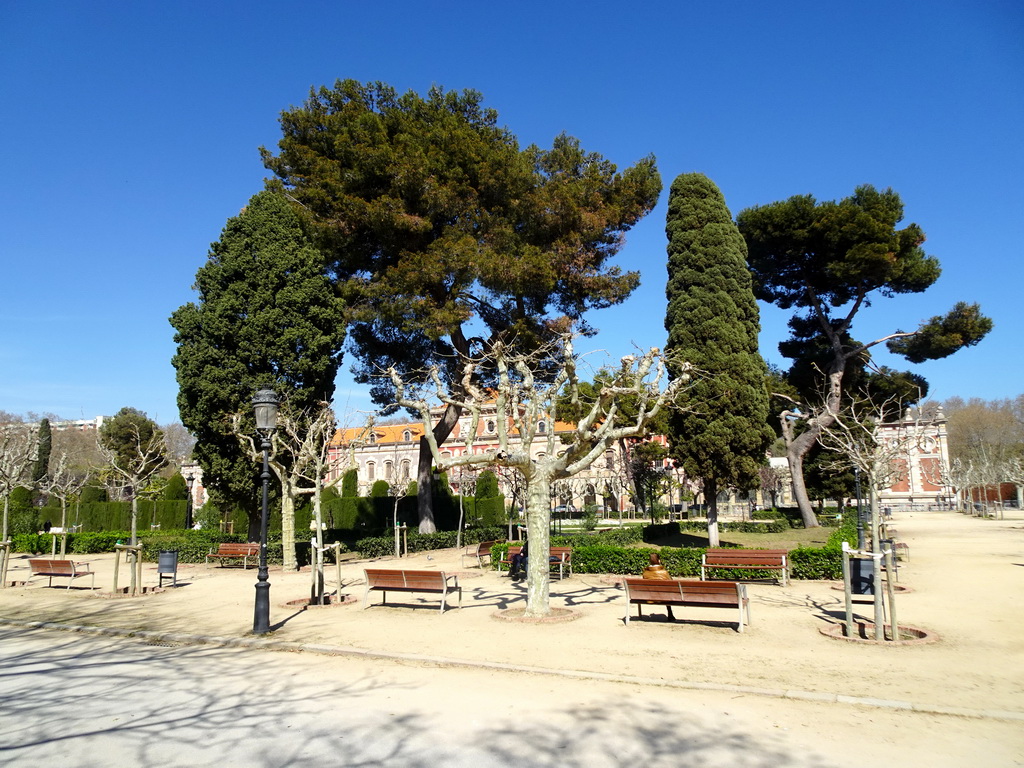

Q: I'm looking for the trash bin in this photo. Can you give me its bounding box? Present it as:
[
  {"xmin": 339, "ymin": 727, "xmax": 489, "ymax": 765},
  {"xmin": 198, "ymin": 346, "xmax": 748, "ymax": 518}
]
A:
[
  {"xmin": 850, "ymin": 557, "xmax": 874, "ymax": 595},
  {"xmin": 158, "ymin": 550, "xmax": 179, "ymax": 587}
]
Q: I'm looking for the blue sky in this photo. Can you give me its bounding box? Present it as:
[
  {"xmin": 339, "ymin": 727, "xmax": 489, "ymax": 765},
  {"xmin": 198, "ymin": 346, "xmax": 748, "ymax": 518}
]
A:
[{"xmin": 1, "ymin": 1, "xmax": 1021, "ymax": 425}]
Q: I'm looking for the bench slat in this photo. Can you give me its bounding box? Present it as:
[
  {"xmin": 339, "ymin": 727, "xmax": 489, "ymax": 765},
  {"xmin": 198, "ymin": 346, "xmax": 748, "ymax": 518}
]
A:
[
  {"xmin": 28, "ymin": 558, "xmax": 95, "ymax": 590},
  {"xmin": 622, "ymin": 578, "xmax": 750, "ymax": 632},
  {"xmin": 363, "ymin": 568, "xmax": 460, "ymax": 613},
  {"xmin": 701, "ymin": 548, "xmax": 789, "ymax": 586}
]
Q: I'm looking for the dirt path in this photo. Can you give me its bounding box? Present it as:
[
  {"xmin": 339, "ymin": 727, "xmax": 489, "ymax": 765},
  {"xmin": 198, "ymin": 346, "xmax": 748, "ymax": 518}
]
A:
[{"xmin": 1, "ymin": 509, "xmax": 1022, "ymax": 765}]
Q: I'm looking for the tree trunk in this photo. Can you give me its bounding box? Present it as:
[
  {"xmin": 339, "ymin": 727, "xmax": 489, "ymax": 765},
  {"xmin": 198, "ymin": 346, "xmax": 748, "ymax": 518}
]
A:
[
  {"xmin": 416, "ymin": 403, "xmax": 462, "ymax": 533},
  {"xmin": 312, "ymin": 490, "xmax": 325, "ymax": 604},
  {"xmin": 280, "ymin": 482, "xmax": 297, "ymax": 571},
  {"xmin": 524, "ymin": 474, "xmax": 552, "ymax": 617},
  {"xmin": 247, "ymin": 510, "xmax": 260, "ymax": 542},
  {"xmin": 705, "ymin": 477, "xmax": 720, "ymax": 547},
  {"xmin": 785, "ymin": 436, "xmax": 820, "ymax": 528}
]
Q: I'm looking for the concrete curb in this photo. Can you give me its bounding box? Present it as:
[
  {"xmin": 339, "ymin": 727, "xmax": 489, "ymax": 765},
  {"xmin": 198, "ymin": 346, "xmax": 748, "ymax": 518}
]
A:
[{"xmin": 3, "ymin": 617, "xmax": 1021, "ymax": 723}]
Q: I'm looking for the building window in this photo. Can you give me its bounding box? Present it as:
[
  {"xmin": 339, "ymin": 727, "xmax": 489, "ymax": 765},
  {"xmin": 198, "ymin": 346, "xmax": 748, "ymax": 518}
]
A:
[
  {"xmin": 403, "ymin": 430, "xmax": 412, "ymax": 442},
  {"xmin": 367, "ymin": 462, "xmax": 375, "ymax": 481},
  {"xmin": 385, "ymin": 461, "xmax": 393, "ymax": 480},
  {"xmin": 401, "ymin": 460, "xmax": 411, "ymax": 480},
  {"xmin": 486, "ymin": 420, "xmax": 496, "ymax": 434},
  {"xmin": 538, "ymin": 421, "xmax": 546, "ymax": 433},
  {"xmin": 368, "ymin": 432, "xmax": 377, "ymax": 444}
]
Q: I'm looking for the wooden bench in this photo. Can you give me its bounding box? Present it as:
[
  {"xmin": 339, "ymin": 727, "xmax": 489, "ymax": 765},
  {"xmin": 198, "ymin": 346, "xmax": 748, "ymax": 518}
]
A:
[
  {"xmin": 498, "ymin": 546, "xmax": 573, "ymax": 579},
  {"xmin": 28, "ymin": 558, "xmax": 95, "ymax": 590},
  {"xmin": 205, "ymin": 543, "xmax": 261, "ymax": 569},
  {"xmin": 622, "ymin": 578, "xmax": 750, "ymax": 632},
  {"xmin": 462, "ymin": 539, "xmax": 500, "ymax": 569},
  {"xmin": 701, "ymin": 548, "xmax": 789, "ymax": 586},
  {"xmin": 362, "ymin": 568, "xmax": 461, "ymax": 613}
]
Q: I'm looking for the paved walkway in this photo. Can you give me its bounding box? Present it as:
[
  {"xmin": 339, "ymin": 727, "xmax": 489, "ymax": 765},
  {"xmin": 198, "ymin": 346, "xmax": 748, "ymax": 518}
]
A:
[{"xmin": 1, "ymin": 509, "xmax": 1022, "ymax": 766}]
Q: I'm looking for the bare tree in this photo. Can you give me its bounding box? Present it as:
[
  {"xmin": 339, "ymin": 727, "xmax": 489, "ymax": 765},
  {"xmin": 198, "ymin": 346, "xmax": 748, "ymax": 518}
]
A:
[
  {"xmin": 237, "ymin": 403, "xmax": 374, "ymax": 577},
  {"xmin": 162, "ymin": 422, "xmax": 197, "ymax": 466},
  {"xmin": 0, "ymin": 420, "xmax": 39, "ymax": 587},
  {"xmin": 391, "ymin": 335, "xmax": 694, "ymax": 617},
  {"xmin": 97, "ymin": 418, "xmax": 168, "ymax": 545},
  {"xmin": 817, "ymin": 393, "xmax": 917, "ymax": 640},
  {"xmin": 41, "ymin": 449, "xmax": 92, "ymax": 556},
  {"xmin": 758, "ymin": 464, "xmax": 788, "ymax": 509}
]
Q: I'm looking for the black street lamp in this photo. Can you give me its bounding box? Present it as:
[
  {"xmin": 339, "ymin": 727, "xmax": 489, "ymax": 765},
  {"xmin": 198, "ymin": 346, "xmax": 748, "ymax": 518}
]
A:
[
  {"xmin": 252, "ymin": 388, "xmax": 279, "ymax": 634},
  {"xmin": 184, "ymin": 471, "xmax": 195, "ymax": 530}
]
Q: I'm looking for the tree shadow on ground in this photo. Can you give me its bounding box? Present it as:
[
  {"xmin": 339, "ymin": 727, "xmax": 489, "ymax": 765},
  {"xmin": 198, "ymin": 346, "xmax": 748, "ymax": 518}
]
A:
[{"xmin": 0, "ymin": 625, "xmax": 839, "ymax": 767}]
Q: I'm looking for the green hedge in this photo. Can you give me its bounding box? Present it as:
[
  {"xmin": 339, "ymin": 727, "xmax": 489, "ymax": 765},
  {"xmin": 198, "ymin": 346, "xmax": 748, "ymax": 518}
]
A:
[
  {"xmin": 354, "ymin": 526, "xmax": 506, "ymax": 559},
  {"xmin": 9, "ymin": 529, "xmax": 291, "ymax": 565}
]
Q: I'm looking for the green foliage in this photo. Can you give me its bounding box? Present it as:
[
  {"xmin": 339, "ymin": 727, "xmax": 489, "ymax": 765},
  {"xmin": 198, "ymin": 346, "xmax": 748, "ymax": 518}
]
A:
[
  {"xmin": 162, "ymin": 473, "xmax": 188, "ymax": 500},
  {"xmin": 99, "ymin": 407, "xmax": 168, "ymax": 483},
  {"xmin": 663, "ymin": 173, "xmax": 774, "ymax": 500},
  {"xmin": 7, "ymin": 486, "xmax": 39, "ymax": 536},
  {"xmin": 675, "ymin": 519, "xmax": 791, "ymax": 534},
  {"xmin": 32, "ymin": 418, "xmax": 51, "ymax": 482},
  {"xmin": 55, "ymin": 500, "xmax": 188, "ymax": 531},
  {"xmin": 170, "ymin": 189, "xmax": 347, "ymax": 536},
  {"xmin": 341, "ymin": 469, "xmax": 359, "ymax": 497},
  {"xmin": 887, "ymin": 301, "xmax": 992, "ymax": 363},
  {"xmin": 354, "ymin": 525, "xmax": 506, "ymax": 559},
  {"xmin": 475, "ymin": 470, "xmax": 499, "ymax": 499},
  {"xmin": 81, "ymin": 485, "xmax": 108, "ymax": 503},
  {"xmin": 263, "ymin": 79, "xmax": 661, "ymax": 408},
  {"xmin": 739, "ymin": 185, "xmax": 941, "ymax": 312},
  {"xmin": 788, "ymin": 546, "xmax": 844, "ymax": 580},
  {"xmin": 370, "ymin": 480, "xmax": 390, "ymax": 498}
]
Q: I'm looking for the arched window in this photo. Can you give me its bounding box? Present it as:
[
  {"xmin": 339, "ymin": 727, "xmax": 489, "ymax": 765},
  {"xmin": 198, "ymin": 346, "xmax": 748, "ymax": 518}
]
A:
[
  {"xmin": 486, "ymin": 420, "xmax": 496, "ymax": 434},
  {"xmin": 402, "ymin": 430, "xmax": 412, "ymax": 442},
  {"xmin": 538, "ymin": 421, "xmax": 547, "ymax": 433},
  {"xmin": 385, "ymin": 461, "xmax": 393, "ymax": 480},
  {"xmin": 367, "ymin": 462, "xmax": 376, "ymax": 481},
  {"xmin": 401, "ymin": 460, "xmax": 411, "ymax": 480},
  {"xmin": 368, "ymin": 432, "xmax": 377, "ymax": 444}
]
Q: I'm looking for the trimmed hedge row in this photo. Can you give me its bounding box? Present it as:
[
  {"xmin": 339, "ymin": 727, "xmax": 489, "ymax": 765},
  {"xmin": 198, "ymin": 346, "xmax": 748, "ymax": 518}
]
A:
[{"xmin": 354, "ymin": 526, "xmax": 507, "ymax": 559}]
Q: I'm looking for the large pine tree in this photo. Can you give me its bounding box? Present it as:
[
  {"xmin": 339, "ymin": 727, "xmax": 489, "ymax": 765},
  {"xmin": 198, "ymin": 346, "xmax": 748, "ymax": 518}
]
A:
[
  {"xmin": 170, "ymin": 190, "xmax": 347, "ymax": 540},
  {"xmin": 261, "ymin": 80, "xmax": 661, "ymax": 532},
  {"xmin": 663, "ymin": 173, "xmax": 773, "ymax": 546}
]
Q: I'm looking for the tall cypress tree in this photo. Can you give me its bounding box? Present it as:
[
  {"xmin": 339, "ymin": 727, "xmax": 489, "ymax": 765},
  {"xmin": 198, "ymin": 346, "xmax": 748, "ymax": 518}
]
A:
[
  {"xmin": 170, "ymin": 190, "xmax": 347, "ymax": 539},
  {"xmin": 663, "ymin": 173, "xmax": 773, "ymax": 545},
  {"xmin": 32, "ymin": 417, "xmax": 52, "ymax": 483}
]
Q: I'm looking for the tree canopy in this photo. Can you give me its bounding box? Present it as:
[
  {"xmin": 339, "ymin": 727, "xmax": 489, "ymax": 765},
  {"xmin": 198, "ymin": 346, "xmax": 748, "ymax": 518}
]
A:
[
  {"xmin": 663, "ymin": 173, "xmax": 774, "ymax": 543},
  {"xmin": 170, "ymin": 190, "xmax": 347, "ymax": 537},
  {"xmin": 261, "ymin": 79, "xmax": 661, "ymax": 530},
  {"xmin": 737, "ymin": 184, "xmax": 992, "ymax": 523}
]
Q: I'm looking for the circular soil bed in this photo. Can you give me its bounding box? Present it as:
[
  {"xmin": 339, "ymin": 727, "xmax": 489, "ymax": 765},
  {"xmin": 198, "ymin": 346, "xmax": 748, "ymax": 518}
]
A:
[
  {"xmin": 819, "ymin": 621, "xmax": 937, "ymax": 645},
  {"xmin": 284, "ymin": 594, "xmax": 357, "ymax": 609},
  {"xmin": 492, "ymin": 607, "xmax": 582, "ymax": 624}
]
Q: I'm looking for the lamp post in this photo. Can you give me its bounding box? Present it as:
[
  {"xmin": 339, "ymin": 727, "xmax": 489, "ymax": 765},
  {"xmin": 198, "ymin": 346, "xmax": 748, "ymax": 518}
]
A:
[
  {"xmin": 184, "ymin": 471, "xmax": 195, "ymax": 530},
  {"xmin": 252, "ymin": 388, "xmax": 279, "ymax": 635}
]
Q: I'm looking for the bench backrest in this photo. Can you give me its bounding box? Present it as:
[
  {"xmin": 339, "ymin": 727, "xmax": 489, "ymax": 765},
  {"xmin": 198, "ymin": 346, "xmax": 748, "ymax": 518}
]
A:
[
  {"xmin": 476, "ymin": 541, "xmax": 497, "ymax": 556},
  {"xmin": 364, "ymin": 568, "xmax": 447, "ymax": 590},
  {"xmin": 29, "ymin": 558, "xmax": 79, "ymax": 575},
  {"xmin": 704, "ymin": 548, "xmax": 787, "ymax": 566},
  {"xmin": 506, "ymin": 546, "xmax": 570, "ymax": 560},
  {"xmin": 624, "ymin": 577, "xmax": 741, "ymax": 604},
  {"xmin": 216, "ymin": 543, "xmax": 261, "ymax": 555}
]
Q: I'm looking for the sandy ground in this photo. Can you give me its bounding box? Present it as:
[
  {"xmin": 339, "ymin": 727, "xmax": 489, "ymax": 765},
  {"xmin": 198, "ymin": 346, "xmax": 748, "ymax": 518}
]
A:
[{"xmin": 2, "ymin": 508, "xmax": 1022, "ymax": 765}]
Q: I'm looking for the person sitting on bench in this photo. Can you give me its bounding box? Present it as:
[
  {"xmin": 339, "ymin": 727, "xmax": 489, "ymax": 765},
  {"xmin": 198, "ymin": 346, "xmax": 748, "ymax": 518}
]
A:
[{"xmin": 509, "ymin": 541, "xmax": 528, "ymax": 581}]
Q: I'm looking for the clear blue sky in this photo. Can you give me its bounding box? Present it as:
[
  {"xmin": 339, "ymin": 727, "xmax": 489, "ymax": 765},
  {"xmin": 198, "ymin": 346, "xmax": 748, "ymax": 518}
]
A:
[{"xmin": 2, "ymin": 1, "xmax": 1021, "ymax": 425}]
